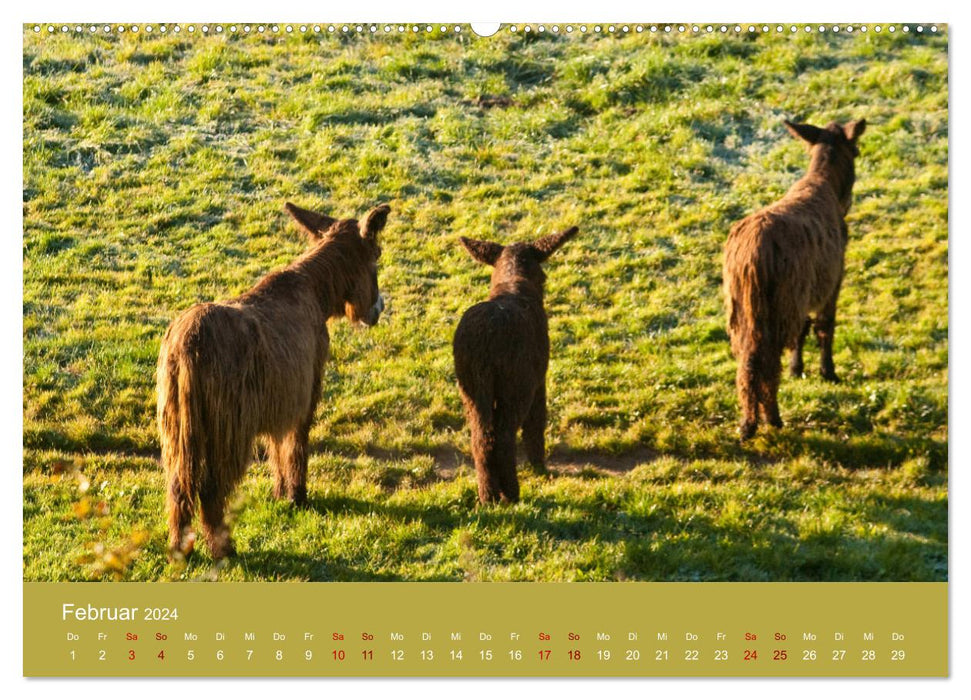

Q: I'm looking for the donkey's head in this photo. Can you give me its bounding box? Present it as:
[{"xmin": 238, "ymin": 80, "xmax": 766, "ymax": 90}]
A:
[
  {"xmin": 785, "ymin": 118, "xmax": 866, "ymax": 213},
  {"xmin": 285, "ymin": 202, "xmax": 389, "ymax": 326},
  {"xmin": 460, "ymin": 227, "xmax": 578, "ymax": 298}
]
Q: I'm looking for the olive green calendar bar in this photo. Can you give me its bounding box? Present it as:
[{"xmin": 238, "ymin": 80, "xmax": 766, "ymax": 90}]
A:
[{"xmin": 24, "ymin": 582, "xmax": 947, "ymax": 677}]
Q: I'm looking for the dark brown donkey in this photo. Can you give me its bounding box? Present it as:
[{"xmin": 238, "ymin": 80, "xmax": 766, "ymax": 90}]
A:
[
  {"xmin": 453, "ymin": 227, "xmax": 578, "ymax": 503},
  {"xmin": 157, "ymin": 203, "xmax": 390, "ymax": 558},
  {"xmin": 723, "ymin": 118, "xmax": 866, "ymax": 439}
]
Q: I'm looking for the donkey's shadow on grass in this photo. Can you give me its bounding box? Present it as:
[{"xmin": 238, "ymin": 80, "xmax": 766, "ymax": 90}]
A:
[
  {"xmin": 311, "ymin": 424, "xmax": 947, "ymax": 476},
  {"xmin": 225, "ymin": 472, "xmax": 946, "ymax": 582},
  {"xmin": 204, "ymin": 421, "xmax": 947, "ymax": 581}
]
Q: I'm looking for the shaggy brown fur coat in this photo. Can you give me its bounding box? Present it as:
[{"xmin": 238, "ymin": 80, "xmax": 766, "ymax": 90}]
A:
[
  {"xmin": 723, "ymin": 119, "xmax": 865, "ymax": 439},
  {"xmin": 157, "ymin": 203, "xmax": 389, "ymax": 558},
  {"xmin": 453, "ymin": 227, "xmax": 577, "ymax": 503}
]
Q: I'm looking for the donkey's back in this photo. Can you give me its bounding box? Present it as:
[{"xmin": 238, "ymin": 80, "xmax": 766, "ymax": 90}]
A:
[
  {"xmin": 453, "ymin": 294, "xmax": 549, "ymax": 405},
  {"xmin": 158, "ymin": 288, "xmax": 324, "ymax": 444},
  {"xmin": 725, "ymin": 175, "xmax": 846, "ymax": 353}
]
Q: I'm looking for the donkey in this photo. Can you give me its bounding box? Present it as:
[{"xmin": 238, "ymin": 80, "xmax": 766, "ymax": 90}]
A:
[
  {"xmin": 157, "ymin": 202, "xmax": 389, "ymax": 558},
  {"xmin": 723, "ymin": 118, "xmax": 866, "ymax": 439},
  {"xmin": 453, "ymin": 226, "xmax": 578, "ymax": 503}
]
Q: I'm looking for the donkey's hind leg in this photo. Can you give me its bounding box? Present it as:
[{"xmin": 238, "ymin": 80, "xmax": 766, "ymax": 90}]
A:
[
  {"xmin": 492, "ymin": 407, "xmax": 520, "ymax": 503},
  {"xmin": 758, "ymin": 348, "xmax": 784, "ymax": 430},
  {"xmin": 274, "ymin": 379, "xmax": 320, "ymax": 506},
  {"xmin": 789, "ymin": 318, "xmax": 812, "ymax": 378},
  {"xmin": 270, "ymin": 438, "xmax": 287, "ymax": 501},
  {"xmin": 198, "ymin": 444, "xmax": 247, "ymax": 559},
  {"xmin": 166, "ymin": 467, "xmax": 196, "ymax": 557},
  {"xmin": 521, "ymin": 383, "xmax": 548, "ymax": 476},
  {"xmin": 736, "ymin": 351, "xmax": 761, "ymax": 440},
  {"xmin": 198, "ymin": 478, "xmax": 236, "ymax": 560},
  {"xmin": 494, "ymin": 430, "xmax": 519, "ymax": 503},
  {"xmin": 269, "ymin": 425, "xmax": 311, "ymax": 507},
  {"xmin": 472, "ymin": 423, "xmax": 503, "ymax": 505},
  {"xmin": 814, "ymin": 291, "xmax": 841, "ymax": 383},
  {"xmin": 461, "ymin": 389, "xmax": 502, "ymax": 504}
]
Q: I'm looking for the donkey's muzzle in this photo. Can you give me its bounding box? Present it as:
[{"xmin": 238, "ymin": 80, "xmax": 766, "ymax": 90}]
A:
[{"xmin": 365, "ymin": 294, "xmax": 385, "ymax": 327}]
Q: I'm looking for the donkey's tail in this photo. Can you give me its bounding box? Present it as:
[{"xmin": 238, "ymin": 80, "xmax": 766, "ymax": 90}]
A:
[
  {"xmin": 464, "ymin": 382, "xmax": 494, "ymax": 456},
  {"xmin": 725, "ymin": 256, "xmax": 774, "ymax": 438},
  {"xmin": 464, "ymin": 381, "xmax": 506, "ymax": 503},
  {"xmin": 725, "ymin": 221, "xmax": 792, "ymax": 438},
  {"xmin": 724, "ymin": 222, "xmax": 779, "ymax": 357},
  {"xmin": 157, "ymin": 345, "xmax": 204, "ymax": 555}
]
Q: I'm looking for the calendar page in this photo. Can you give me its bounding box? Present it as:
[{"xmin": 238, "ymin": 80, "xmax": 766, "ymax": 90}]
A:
[{"xmin": 21, "ymin": 18, "xmax": 948, "ymax": 680}]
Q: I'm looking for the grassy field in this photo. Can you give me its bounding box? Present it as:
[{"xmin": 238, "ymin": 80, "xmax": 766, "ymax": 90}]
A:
[{"xmin": 23, "ymin": 25, "xmax": 948, "ymax": 582}]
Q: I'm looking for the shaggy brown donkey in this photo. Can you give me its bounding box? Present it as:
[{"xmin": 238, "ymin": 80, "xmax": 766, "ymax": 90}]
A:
[
  {"xmin": 724, "ymin": 118, "xmax": 866, "ymax": 439},
  {"xmin": 453, "ymin": 226, "xmax": 578, "ymax": 503},
  {"xmin": 157, "ymin": 203, "xmax": 389, "ymax": 558}
]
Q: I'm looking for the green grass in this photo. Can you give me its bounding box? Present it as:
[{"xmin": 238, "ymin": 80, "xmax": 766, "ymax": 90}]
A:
[{"xmin": 23, "ymin": 25, "xmax": 948, "ymax": 582}]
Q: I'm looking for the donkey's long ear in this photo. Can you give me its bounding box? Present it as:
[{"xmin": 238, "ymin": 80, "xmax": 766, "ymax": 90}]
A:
[
  {"xmin": 285, "ymin": 202, "xmax": 337, "ymax": 241},
  {"xmin": 843, "ymin": 119, "xmax": 867, "ymax": 142},
  {"xmin": 360, "ymin": 203, "xmax": 391, "ymax": 243},
  {"xmin": 532, "ymin": 226, "xmax": 578, "ymax": 261},
  {"xmin": 460, "ymin": 237, "xmax": 504, "ymax": 266},
  {"xmin": 784, "ymin": 120, "xmax": 824, "ymax": 145}
]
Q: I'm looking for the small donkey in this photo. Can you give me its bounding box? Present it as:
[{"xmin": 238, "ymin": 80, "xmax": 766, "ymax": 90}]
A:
[
  {"xmin": 157, "ymin": 202, "xmax": 389, "ymax": 558},
  {"xmin": 453, "ymin": 226, "xmax": 578, "ymax": 503},
  {"xmin": 723, "ymin": 118, "xmax": 866, "ymax": 439}
]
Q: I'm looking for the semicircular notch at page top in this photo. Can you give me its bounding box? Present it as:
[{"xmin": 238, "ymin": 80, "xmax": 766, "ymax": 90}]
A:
[{"xmin": 470, "ymin": 22, "xmax": 502, "ymax": 36}]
